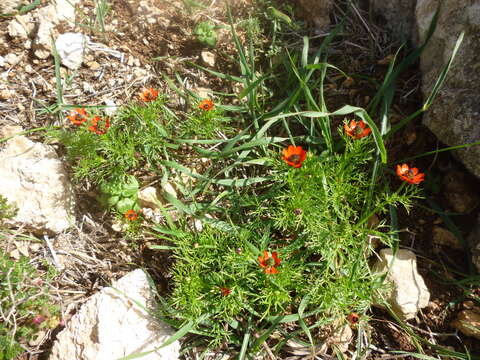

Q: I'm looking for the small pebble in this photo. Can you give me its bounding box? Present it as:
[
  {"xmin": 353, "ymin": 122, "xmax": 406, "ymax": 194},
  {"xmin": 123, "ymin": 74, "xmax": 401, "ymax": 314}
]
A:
[{"xmin": 87, "ymin": 61, "xmax": 101, "ymax": 70}]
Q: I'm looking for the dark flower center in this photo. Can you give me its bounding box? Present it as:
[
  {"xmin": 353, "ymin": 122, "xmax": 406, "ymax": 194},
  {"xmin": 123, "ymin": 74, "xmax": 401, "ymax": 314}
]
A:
[{"xmin": 288, "ymin": 154, "xmax": 301, "ymax": 164}]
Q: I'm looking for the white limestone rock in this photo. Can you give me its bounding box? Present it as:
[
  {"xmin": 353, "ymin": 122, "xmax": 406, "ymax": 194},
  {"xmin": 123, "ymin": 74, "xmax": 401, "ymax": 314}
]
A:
[
  {"xmin": 373, "ymin": 248, "xmax": 430, "ymax": 320},
  {"xmin": 200, "ymin": 50, "xmax": 216, "ymax": 67},
  {"xmin": 55, "ymin": 32, "xmax": 88, "ymax": 69},
  {"xmin": 0, "ymin": 126, "xmax": 75, "ymax": 234},
  {"xmin": 49, "ymin": 269, "xmax": 180, "ymax": 360},
  {"xmin": 7, "ymin": 13, "xmax": 34, "ymax": 39},
  {"xmin": 33, "ymin": 5, "xmax": 59, "ymax": 59},
  {"xmin": 138, "ymin": 186, "xmax": 163, "ymax": 209},
  {"xmin": 328, "ymin": 323, "xmax": 353, "ymax": 353},
  {"xmin": 55, "ymin": 0, "xmax": 80, "ymax": 23}
]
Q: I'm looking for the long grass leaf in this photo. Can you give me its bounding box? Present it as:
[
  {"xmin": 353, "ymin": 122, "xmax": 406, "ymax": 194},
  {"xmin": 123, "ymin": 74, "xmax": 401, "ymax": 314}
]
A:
[
  {"xmin": 387, "ymin": 31, "xmax": 464, "ymax": 137},
  {"xmin": 424, "ymin": 31, "xmax": 464, "ymax": 109},
  {"xmin": 238, "ymin": 317, "xmax": 253, "ymax": 360},
  {"xmin": 116, "ymin": 319, "xmax": 197, "ymax": 360}
]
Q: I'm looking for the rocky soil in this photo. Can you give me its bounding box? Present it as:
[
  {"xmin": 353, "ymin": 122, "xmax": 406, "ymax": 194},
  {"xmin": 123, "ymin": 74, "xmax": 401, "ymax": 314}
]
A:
[{"xmin": 1, "ymin": 0, "xmax": 479, "ymax": 359}]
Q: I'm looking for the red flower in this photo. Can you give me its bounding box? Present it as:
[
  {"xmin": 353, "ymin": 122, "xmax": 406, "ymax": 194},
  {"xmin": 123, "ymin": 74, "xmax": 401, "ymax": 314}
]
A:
[
  {"xmin": 139, "ymin": 88, "xmax": 159, "ymax": 102},
  {"xmin": 219, "ymin": 287, "xmax": 231, "ymax": 296},
  {"xmin": 344, "ymin": 119, "xmax": 372, "ymax": 139},
  {"xmin": 396, "ymin": 163, "xmax": 425, "ymax": 184},
  {"xmin": 258, "ymin": 250, "xmax": 281, "ymax": 274},
  {"xmin": 347, "ymin": 312, "xmax": 360, "ymax": 325},
  {"xmin": 67, "ymin": 108, "xmax": 88, "ymax": 126},
  {"xmin": 88, "ymin": 116, "xmax": 110, "ymax": 135},
  {"xmin": 282, "ymin": 145, "xmax": 307, "ymax": 168},
  {"xmin": 198, "ymin": 99, "xmax": 214, "ymax": 111},
  {"xmin": 124, "ymin": 209, "xmax": 138, "ymax": 221}
]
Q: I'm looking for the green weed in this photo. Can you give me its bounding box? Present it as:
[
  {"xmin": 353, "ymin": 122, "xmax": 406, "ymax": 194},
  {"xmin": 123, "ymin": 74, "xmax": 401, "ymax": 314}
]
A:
[
  {"xmin": 0, "ymin": 196, "xmax": 17, "ymax": 225},
  {"xmin": 194, "ymin": 21, "xmax": 218, "ymax": 48},
  {"xmin": 158, "ymin": 125, "xmax": 419, "ymax": 351},
  {"xmin": 0, "ymin": 254, "xmax": 59, "ymax": 359}
]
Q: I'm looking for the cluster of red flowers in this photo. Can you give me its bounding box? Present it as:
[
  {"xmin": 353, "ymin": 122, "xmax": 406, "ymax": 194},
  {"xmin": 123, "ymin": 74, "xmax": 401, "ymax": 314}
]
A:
[
  {"xmin": 344, "ymin": 119, "xmax": 371, "ymax": 140},
  {"xmin": 124, "ymin": 209, "xmax": 139, "ymax": 221},
  {"xmin": 347, "ymin": 312, "xmax": 360, "ymax": 325},
  {"xmin": 139, "ymin": 88, "xmax": 159, "ymax": 102},
  {"xmin": 67, "ymin": 108, "xmax": 110, "ymax": 135},
  {"xmin": 282, "ymin": 145, "xmax": 307, "ymax": 168},
  {"xmin": 67, "ymin": 108, "xmax": 88, "ymax": 126},
  {"xmin": 395, "ymin": 163, "xmax": 425, "ymax": 184},
  {"xmin": 198, "ymin": 99, "xmax": 215, "ymax": 111},
  {"xmin": 258, "ymin": 250, "xmax": 281, "ymax": 274},
  {"xmin": 280, "ymin": 119, "xmax": 425, "ymax": 184},
  {"xmin": 219, "ymin": 287, "xmax": 232, "ymax": 296}
]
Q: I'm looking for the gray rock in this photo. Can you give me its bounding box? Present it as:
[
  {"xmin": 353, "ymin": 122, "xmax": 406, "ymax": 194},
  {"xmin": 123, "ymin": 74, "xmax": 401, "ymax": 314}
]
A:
[
  {"xmin": 0, "ymin": 126, "xmax": 75, "ymax": 234},
  {"xmin": 297, "ymin": 0, "xmax": 333, "ymax": 31},
  {"xmin": 373, "ymin": 249, "xmax": 430, "ymax": 320},
  {"xmin": 442, "ymin": 171, "xmax": 479, "ymax": 213},
  {"xmin": 370, "ymin": 0, "xmax": 417, "ymax": 40},
  {"xmin": 368, "ymin": 0, "xmax": 480, "ymax": 178},
  {"xmin": 418, "ymin": 0, "xmax": 480, "ymax": 178},
  {"xmin": 467, "ymin": 214, "xmax": 480, "ymax": 273},
  {"xmin": 49, "ymin": 269, "xmax": 180, "ymax": 360}
]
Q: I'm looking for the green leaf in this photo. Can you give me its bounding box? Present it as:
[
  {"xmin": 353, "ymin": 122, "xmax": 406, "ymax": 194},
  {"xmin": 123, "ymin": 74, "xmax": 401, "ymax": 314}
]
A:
[
  {"xmin": 106, "ymin": 195, "xmax": 120, "ymax": 207},
  {"xmin": 238, "ymin": 317, "xmax": 253, "ymax": 360},
  {"xmin": 116, "ymin": 319, "xmax": 198, "ymax": 360},
  {"xmin": 267, "ymin": 6, "xmax": 292, "ymax": 25},
  {"xmin": 116, "ymin": 198, "xmax": 136, "ymax": 213}
]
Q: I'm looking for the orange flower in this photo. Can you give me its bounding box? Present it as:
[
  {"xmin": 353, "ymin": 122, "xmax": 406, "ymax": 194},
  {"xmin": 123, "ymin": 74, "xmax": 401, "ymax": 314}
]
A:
[
  {"xmin": 67, "ymin": 108, "xmax": 88, "ymax": 126},
  {"xmin": 344, "ymin": 119, "xmax": 372, "ymax": 139},
  {"xmin": 282, "ymin": 145, "xmax": 307, "ymax": 168},
  {"xmin": 396, "ymin": 163, "xmax": 425, "ymax": 184},
  {"xmin": 124, "ymin": 209, "xmax": 138, "ymax": 221},
  {"xmin": 219, "ymin": 287, "xmax": 231, "ymax": 296},
  {"xmin": 139, "ymin": 88, "xmax": 159, "ymax": 102},
  {"xmin": 198, "ymin": 99, "xmax": 214, "ymax": 111},
  {"xmin": 347, "ymin": 312, "xmax": 360, "ymax": 325},
  {"xmin": 258, "ymin": 250, "xmax": 281, "ymax": 274},
  {"xmin": 88, "ymin": 116, "xmax": 110, "ymax": 135}
]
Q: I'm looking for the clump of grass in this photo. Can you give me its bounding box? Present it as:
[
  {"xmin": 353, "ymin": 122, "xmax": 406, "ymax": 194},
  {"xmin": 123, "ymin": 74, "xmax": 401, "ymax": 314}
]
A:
[{"xmin": 194, "ymin": 21, "xmax": 218, "ymax": 48}]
